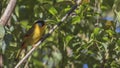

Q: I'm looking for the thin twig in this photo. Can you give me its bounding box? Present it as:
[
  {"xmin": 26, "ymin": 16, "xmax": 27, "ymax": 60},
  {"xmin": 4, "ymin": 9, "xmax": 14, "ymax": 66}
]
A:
[
  {"xmin": 0, "ymin": 54, "xmax": 3, "ymax": 68},
  {"xmin": 0, "ymin": 0, "xmax": 17, "ymax": 26},
  {"xmin": 15, "ymin": 0, "xmax": 82, "ymax": 67}
]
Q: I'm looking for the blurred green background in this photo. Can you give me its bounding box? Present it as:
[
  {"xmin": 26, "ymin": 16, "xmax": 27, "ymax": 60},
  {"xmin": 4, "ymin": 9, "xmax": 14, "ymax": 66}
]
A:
[{"xmin": 1, "ymin": 0, "xmax": 120, "ymax": 68}]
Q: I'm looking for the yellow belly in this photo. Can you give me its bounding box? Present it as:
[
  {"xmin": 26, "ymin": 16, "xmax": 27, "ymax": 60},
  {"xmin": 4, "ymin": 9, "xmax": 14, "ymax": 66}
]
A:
[{"xmin": 32, "ymin": 24, "xmax": 42, "ymax": 44}]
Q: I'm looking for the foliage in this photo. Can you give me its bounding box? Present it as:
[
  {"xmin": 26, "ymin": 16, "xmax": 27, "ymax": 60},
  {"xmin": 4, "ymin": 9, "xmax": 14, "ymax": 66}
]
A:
[{"xmin": 1, "ymin": 0, "xmax": 120, "ymax": 68}]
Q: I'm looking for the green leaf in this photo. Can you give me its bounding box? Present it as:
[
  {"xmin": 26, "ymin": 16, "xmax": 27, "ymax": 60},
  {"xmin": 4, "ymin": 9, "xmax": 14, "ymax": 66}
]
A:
[
  {"xmin": 102, "ymin": 37, "xmax": 109, "ymax": 41},
  {"xmin": 48, "ymin": 7, "xmax": 58, "ymax": 16},
  {"xmin": 93, "ymin": 27, "xmax": 101, "ymax": 35},
  {"xmin": 106, "ymin": 29, "xmax": 114, "ymax": 37},
  {"xmin": 52, "ymin": 51, "xmax": 62, "ymax": 61},
  {"xmin": 117, "ymin": 39, "xmax": 120, "ymax": 45},
  {"xmin": 72, "ymin": 16, "xmax": 81, "ymax": 24},
  {"xmin": 32, "ymin": 58, "xmax": 44, "ymax": 67},
  {"xmin": 65, "ymin": 35, "xmax": 73, "ymax": 44},
  {"xmin": 20, "ymin": 20, "xmax": 31, "ymax": 30},
  {"xmin": 0, "ymin": 25, "xmax": 5, "ymax": 39}
]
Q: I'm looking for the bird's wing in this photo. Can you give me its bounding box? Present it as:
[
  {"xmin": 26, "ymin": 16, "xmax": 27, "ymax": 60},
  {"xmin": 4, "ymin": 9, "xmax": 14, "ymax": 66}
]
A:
[{"xmin": 24, "ymin": 25, "xmax": 35, "ymax": 37}]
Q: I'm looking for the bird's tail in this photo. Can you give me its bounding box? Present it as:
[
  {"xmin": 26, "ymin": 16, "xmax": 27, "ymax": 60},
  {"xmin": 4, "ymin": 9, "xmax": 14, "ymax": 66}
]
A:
[
  {"xmin": 15, "ymin": 43, "xmax": 25, "ymax": 61},
  {"xmin": 15, "ymin": 48, "xmax": 23, "ymax": 61}
]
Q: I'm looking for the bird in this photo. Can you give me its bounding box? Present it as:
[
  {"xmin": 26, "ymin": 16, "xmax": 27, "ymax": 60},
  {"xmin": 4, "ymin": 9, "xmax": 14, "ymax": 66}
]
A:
[{"xmin": 15, "ymin": 20, "xmax": 46, "ymax": 60}]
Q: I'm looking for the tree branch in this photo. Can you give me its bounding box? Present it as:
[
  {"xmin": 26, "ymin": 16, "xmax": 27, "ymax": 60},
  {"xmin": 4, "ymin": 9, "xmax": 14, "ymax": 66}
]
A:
[
  {"xmin": 0, "ymin": 0, "xmax": 17, "ymax": 26},
  {"xmin": 15, "ymin": 0, "xmax": 82, "ymax": 67},
  {"xmin": 0, "ymin": 54, "xmax": 3, "ymax": 68}
]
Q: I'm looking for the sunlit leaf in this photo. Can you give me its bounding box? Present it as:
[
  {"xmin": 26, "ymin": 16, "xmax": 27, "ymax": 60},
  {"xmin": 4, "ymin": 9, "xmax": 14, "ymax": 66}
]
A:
[
  {"xmin": 102, "ymin": 37, "xmax": 109, "ymax": 41},
  {"xmin": 48, "ymin": 7, "xmax": 58, "ymax": 16},
  {"xmin": 72, "ymin": 16, "xmax": 81, "ymax": 24},
  {"xmin": 65, "ymin": 35, "xmax": 73, "ymax": 44},
  {"xmin": 106, "ymin": 29, "xmax": 114, "ymax": 37},
  {"xmin": 93, "ymin": 27, "xmax": 101, "ymax": 35},
  {"xmin": 20, "ymin": 20, "xmax": 31, "ymax": 30}
]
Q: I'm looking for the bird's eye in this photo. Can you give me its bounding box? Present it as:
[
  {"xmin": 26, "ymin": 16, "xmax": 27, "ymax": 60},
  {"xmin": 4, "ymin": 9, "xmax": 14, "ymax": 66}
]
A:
[{"xmin": 38, "ymin": 23, "xmax": 43, "ymax": 27}]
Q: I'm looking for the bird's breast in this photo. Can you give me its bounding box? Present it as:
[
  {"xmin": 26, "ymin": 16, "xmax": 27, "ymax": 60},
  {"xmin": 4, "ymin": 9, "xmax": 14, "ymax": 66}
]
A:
[{"xmin": 32, "ymin": 24, "xmax": 42, "ymax": 44}]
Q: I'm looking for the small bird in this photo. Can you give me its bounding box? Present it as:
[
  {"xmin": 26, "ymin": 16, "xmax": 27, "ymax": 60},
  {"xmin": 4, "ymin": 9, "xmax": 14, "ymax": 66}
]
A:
[{"xmin": 16, "ymin": 20, "xmax": 46, "ymax": 60}]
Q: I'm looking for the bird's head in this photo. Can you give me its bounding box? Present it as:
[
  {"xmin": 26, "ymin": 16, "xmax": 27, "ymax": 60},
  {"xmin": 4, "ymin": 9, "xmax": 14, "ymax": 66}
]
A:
[{"xmin": 35, "ymin": 20, "xmax": 45, "ymax": 27}]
